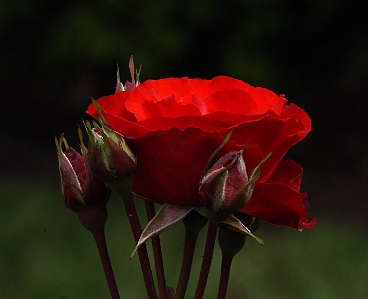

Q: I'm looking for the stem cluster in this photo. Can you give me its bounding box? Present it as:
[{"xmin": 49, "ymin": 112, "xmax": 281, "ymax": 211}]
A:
[{"xmin": 85, "ymin": 194, "xmax": 249, "ymax": 299}]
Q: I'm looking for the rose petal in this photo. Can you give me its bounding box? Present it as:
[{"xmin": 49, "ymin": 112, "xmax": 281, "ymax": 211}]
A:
[
  {"xmin": 125, "ymin": 78, "xmax": 211, "ymax": 121},
  {"xmin": 255, "ymin": 88, "xmax": 287, "ymax": 115},
  {"xmin": 242, "ymin": 182, "xmax": 316, "ymax": 230},
  {"xmin": 224, "ymin": 110, "xmax": 309, "ymax": 182},
  {"xmin": 280, "ymin": 103, "xmax": 312, "ymax": 133},
  {"xmin": 205, "ymin": 111, "xmax": 267, "ymax": 125},
  {"xmin": 86, "ymin": 91, "xmax": 135, "ymax": 121},
  {"xmin": 207, "ymin": 76, "xmax": 285, "ymax": 115},
  {"xmin": 131, "ymin": 128, "xmax": 225, "ymax": 205},
  {"xmin": 205, "ymin": 89, "xmax": 257, "ymax": 114},
  {"xmin": 155, "ymin": 94, "xmax": 203, "ymax": 117},
  {"xmin": 138, "ymin": 115, "xmax": 232, "ymax": 132},
  {"xmin": 99, "ymin": 112, "xmax": 150, "ymax": 138},
  {"xmin": 267, "ymin": 160, "xmax": 303, "ymax": 192}
]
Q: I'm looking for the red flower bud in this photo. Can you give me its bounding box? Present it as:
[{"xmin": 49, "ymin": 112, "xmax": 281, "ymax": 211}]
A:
[
  {"xmin": 55, "ymin": 134, "xmax": 111, "ymax": 213},
  {"xmin": 199, "ymin": 150, "xmax": 249, "ymax": 215}
]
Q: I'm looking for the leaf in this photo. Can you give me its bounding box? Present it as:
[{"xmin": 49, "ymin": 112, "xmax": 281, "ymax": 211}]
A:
[
  {"xmin": 130, "ymin": 204, "xmax": 195, "ymax": 258},
  {"xmin": 221, "ymin": 214, "xmax": 265, "ymax": 245}
]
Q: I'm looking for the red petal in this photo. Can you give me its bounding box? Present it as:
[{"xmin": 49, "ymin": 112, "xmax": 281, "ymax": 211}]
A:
[
  {"xmin": 206, "ymin": 76, "xmax": 285, "ymax": 115},
  {"xmin": 255, "ymin": 88, "xmax": 287, "ymax": 115},
  {"xmin": 131, "ymin": 128, "xmax": 225, "ymax": 205},
  {"xmin": 99, "ymin": 112, "xmax": 150, "ymax": 138},
  {"xmin": 125, "ymin": 78, "xmax": 211, "ymax": 121},
  {"xmin": 205, "ymin": 89, "xmax": 257, "ymax": 114},
  {"xmin": 242, "ymin": 182, "xmax": 316, "ymax": 230},
  {"xmin": 267, "ymin": 160, "xmax": 303, "ymax": 192},
  {"xmin": 226, "ymin": 107, "xmax": 310, "ymax": 182},
  {"xmin": 87, "ymin": 95, "xmax": 150, "ymax": 138},
  {"xmin": 155, "ymin": 94, "xmax": 203, "ymax": 117},
  {"xmin": 138, "ymin": 115, "xmax": 231, "ymax": 132},
  {"xmin": 205, "ymin": 111, "xmax": 267, "ymax": 125},
  {"xmin": 280, "ymin": 103, "xmax": 311, "ymax": 133},
  {"xmin": 86, "ymin": 91, "xmax": 135, "ymax": 121}
]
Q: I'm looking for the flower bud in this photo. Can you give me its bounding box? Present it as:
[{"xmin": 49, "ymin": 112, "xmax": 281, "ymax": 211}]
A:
[
  {"xmin": 55, "ymin": 135, "xmax": 111, "ymax": 213},
  {"xmin": 199, "ymin": 150, "xmax": 249, "ymax": 215},
  {"xmin": 85, "ymin": 120, "xmax": 137, "ymax": 185}
]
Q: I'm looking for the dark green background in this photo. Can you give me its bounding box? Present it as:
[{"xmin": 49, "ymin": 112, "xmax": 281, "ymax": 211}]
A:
[{"xmin": 1, "ymin": 0, "xmax": 367, "ymax": 298}]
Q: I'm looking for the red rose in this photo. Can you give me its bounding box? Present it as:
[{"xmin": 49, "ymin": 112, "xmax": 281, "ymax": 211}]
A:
[{"xmin": 87, "ymin": 76, "xmax": 316, "ymax": 230}]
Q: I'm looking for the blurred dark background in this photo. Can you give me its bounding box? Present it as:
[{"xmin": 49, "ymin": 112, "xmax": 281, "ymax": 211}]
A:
[{"xmin": 1, "ymin": 0, "xmax": 368, "ymax": 298}]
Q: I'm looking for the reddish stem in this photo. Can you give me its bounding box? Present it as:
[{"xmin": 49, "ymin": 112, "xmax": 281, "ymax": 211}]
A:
[
  {"xmin": 173, "ymin": 224, "xmax": 199, "ymax": 299},
  {"xmin": 121, "ymin": 194, "xmax": 158, "ymax": 299},
  {"xmin": 92, "ymin": 228, "xmax": 120, "ymax": 299},
  {"xmin": 145, "ymin": 201, "xmax": 168, "ymax": 299},
  {"xmin": 217, "ymin": 254, "xmax": 233, "ymax": 299},
  {"xmin": 193, "ymin": 222, "xmax": 218, "ymax": 299}
]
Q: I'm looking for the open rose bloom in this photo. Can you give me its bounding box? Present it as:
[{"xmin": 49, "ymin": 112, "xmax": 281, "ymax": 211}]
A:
[{"xmin": 87, "ymin": 76, "xmax": 316, "ymax": 230}]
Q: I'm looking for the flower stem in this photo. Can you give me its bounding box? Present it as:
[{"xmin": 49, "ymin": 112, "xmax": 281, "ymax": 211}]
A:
[
  {"xmin": 174, "ymin": 212, "xmax": 207, "ymax": 299},
  {"xmin": 193, "ymin": 222, "xmax": 218, "ymax": 299},
  {"xmin": 173, "ymin": 226, "xmax": 198, "ymax": 299},
  {"xmin": 217, "ymin": 218, "xmax": 250, "ymax": 299},
  {"xmin": 92, "ymin": 228, "xmax": 120, "ymax": 299},
  {"xmin": 217, "ymin": 254, "xmax": 233, "ymax": 299},
  {"xmin": 145, "ymin": 201, "xmax": 168, "ymax": 299},
  {"xmin": 121, "ymin": 193, "xmax": 158, "ymax": 299}
]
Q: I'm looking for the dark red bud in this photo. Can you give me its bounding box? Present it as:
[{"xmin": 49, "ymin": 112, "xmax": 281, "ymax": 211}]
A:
[
  {"xmin": 199, "ymin": 150, "xmax": 248, "ymax": 215},
  {"xmin": 56, "ymin": 136, "xmax": 111, "ymax": 213}
]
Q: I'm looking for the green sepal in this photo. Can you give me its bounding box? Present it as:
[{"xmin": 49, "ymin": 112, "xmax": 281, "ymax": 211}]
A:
[
  {"xmin": 116, "ymin": 63, "xmax": 124, "ymax": 92},
  {"xmin": 84, "ymin": 120, "xmax": 112, "ymax": 172},
  {"xmin": 221, "ymin": 214, "xmax": 264, "ymax": 245},
  {"xmin": 135, "ymin": 63, "xmax": 142, "ymax": 85},
  {"xmin": 194, "ymin": 207, "xmax": 264, "ymax": 245}
]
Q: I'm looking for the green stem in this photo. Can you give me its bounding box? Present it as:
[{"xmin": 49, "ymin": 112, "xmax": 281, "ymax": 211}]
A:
[
  {"xmin": 121, "ymin": 194, "xmax": 158, "ymax": 299},
  {"xmin": 92, "ymin": 228, "xmax": 120, "ymax": 299},
  {"xmin": 217, "ymin": 254, "xmax": 233, "ymax": 299},
  {"xmin": 145, "ymin": 201, "xmax": 168, "ymax": 299},
  {"xmin": 193, "ymin": 222, "xmax": 218, "ymax": 299}
]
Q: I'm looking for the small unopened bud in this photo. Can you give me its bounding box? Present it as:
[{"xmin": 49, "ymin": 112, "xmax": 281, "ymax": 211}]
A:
[
  {"xmin": 85, "ymin": 120, "xmax": 137, "ymax": 194},
  {"xmin": 55, "ymin": 134, "xmax": 111, "ymax": 232},
  {"xmin": 199, "ymin": 150, "xmax": 249, "ymax": 215}
]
